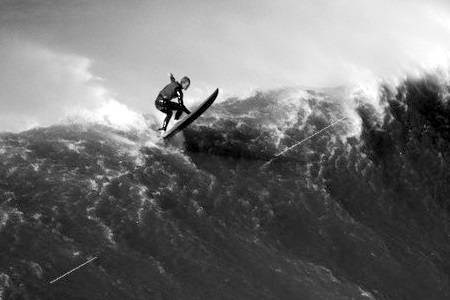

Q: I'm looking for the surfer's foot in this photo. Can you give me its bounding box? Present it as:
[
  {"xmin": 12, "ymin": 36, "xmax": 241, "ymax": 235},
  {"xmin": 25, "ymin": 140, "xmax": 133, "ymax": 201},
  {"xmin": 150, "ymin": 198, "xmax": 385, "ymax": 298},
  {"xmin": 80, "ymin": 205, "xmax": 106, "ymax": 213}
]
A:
[{"xmin": 158, "ymin": 127, "xmax": 166, "ymax": 131}]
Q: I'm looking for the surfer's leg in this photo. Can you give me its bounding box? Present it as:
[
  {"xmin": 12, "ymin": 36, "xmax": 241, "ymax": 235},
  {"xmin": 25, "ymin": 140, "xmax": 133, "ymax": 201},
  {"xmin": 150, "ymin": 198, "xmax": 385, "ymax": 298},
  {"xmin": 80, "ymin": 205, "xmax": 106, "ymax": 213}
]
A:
[
  {"xmin": 174, "ymin": 109, "xmax": 183, "ymax": 120},
  {"xmin": 174, "ymin": 103, "xmax": 190, "ymax": 120},
  {"xmin": 155, "ymin": 98, "xmax": 168, "ymax": 113},
  {"xmin": 167, "ymin": 102, "xmax": 182, "ymax": 120},
  {"xmin": 182, "ymin": 105, "xmax": 190, "ymax": 114},
  {"xmin": 160, "ymin": 111, "xmax": 172, "ymax": 131},
  {"xmin": 156, "ymin": 99, "xmax": 175, "ymax": 131}
]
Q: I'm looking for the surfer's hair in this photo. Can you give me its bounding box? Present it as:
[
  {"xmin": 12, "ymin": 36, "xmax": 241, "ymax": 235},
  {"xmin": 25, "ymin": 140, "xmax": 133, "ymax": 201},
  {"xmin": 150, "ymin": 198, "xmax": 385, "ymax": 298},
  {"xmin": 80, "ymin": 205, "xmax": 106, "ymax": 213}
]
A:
[{"xmin": 180, "ymin": 76, "xmax": 190, "ymax": 85}]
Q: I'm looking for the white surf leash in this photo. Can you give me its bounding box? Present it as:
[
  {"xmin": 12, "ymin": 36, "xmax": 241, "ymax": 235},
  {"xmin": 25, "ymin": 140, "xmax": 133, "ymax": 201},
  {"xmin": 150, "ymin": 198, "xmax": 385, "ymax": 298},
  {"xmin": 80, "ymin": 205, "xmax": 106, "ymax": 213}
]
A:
[
  {"xmin": 262, "ymin": 116, "xmax": 347, "ymax": 167},
  {"xmin": 49, "ymin": 255, "xmax": 98, "ymax": 284}
]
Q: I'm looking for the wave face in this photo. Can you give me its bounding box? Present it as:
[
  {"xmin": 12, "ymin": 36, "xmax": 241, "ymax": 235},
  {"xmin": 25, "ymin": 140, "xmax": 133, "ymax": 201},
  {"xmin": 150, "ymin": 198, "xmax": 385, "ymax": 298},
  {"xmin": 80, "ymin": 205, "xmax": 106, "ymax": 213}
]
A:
[{"xmin": 1, "ymin": 75, "xmax": 450, "ymax": 300}]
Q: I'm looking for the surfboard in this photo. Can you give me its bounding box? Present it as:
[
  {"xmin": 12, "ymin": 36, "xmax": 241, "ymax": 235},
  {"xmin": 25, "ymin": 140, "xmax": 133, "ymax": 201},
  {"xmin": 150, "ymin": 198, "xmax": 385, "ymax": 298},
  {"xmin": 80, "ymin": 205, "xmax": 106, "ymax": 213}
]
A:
[{"xmin": 162, "ymin": 88, "xmax": 219, "ymax": 139}]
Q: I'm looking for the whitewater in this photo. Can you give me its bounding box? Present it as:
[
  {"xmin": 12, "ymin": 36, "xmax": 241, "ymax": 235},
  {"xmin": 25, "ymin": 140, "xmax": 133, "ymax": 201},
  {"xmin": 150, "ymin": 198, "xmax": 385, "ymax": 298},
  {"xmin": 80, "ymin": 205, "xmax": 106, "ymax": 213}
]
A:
[{"xmin": 1, "ymin": 72, "xmax": 450, "ymax": 300}]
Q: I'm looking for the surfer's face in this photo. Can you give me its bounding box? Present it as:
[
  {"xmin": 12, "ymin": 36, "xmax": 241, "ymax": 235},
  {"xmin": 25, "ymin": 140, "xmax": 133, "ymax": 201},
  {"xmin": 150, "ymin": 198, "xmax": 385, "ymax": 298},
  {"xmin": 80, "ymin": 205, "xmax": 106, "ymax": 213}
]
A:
[{"xmin": 182, "ymin": 82, "xmax": 190, "ymax": 90}]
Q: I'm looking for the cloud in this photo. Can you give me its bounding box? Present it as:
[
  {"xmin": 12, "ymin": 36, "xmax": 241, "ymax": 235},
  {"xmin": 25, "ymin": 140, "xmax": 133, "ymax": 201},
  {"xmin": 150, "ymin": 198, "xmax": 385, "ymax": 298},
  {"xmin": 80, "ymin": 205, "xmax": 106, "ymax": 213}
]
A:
[
  {"xmin": 2, "ymin": 0, "xmax": 450, "ymax": 118},
  {"xmin": 227, "ymin": 0, "xmax": 450, "ymax": 88},
  {"xmin": 0, "ymin": 40, "xmax": 128, "ymax": 132}
]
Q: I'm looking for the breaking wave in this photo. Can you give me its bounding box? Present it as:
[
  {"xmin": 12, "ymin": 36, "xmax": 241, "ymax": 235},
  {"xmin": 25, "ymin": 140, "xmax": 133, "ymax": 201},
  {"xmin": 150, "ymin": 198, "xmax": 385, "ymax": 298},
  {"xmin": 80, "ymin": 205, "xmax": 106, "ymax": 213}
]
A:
[{"xmin": 1, "ymin": 71, "xmax": 450, "ymax": 299}]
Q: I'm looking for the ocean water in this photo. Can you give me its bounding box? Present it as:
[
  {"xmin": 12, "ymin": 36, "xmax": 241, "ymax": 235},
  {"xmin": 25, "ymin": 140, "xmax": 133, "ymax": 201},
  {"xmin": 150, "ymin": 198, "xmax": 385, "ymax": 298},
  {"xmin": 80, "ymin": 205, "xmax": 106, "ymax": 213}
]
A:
[{"xmin": 0, "ymin": 74, "xmax": 449, "ymax": 299}]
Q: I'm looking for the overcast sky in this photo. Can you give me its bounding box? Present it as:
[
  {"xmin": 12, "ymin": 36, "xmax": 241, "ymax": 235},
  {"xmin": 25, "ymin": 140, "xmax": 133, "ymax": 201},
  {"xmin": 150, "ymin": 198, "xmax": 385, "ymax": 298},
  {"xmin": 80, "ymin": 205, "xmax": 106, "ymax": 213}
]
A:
[{"xmin": 1, "ymin": 0, "xmax": 450, "ymax": 131}]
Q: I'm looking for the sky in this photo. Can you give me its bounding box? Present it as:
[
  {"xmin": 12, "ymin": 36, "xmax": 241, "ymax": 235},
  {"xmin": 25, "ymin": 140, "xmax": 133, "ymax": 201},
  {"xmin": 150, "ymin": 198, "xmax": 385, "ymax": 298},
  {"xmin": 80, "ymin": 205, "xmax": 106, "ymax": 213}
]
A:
[{"xmin": 1, "ymin": 0, "xmax": 450, "ymax": 132}]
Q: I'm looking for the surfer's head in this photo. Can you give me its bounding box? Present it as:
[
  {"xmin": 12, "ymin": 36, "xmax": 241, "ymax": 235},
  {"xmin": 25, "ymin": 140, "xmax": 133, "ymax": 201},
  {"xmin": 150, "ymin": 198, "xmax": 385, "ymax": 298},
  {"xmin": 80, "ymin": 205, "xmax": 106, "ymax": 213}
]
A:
[{"xmin": 180, "ymin": 76, "xmax": 190, "ymax": 90}]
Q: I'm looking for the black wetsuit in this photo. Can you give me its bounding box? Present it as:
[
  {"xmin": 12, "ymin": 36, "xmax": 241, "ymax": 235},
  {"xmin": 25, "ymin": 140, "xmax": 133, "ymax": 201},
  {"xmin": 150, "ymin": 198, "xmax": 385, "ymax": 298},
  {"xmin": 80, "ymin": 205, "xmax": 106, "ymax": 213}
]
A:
[{"xmin": 155, "ymin": 78, "xmax": 190, "ymax": 130}]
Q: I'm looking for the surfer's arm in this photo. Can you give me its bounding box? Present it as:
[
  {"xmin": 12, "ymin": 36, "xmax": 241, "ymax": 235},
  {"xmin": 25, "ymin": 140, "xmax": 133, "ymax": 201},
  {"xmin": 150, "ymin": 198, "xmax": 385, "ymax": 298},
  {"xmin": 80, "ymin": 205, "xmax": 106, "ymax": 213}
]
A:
[
  {"xmin": 176, "ymin": 89, "xmax": 189, "ymax": 113},
  {"xmin": 176, "ymin": 89, "xmax": 184, "ymax": 105},
  {"xmin": 169, "ymin": 73, "xmax": 176, "ymax": 83}
]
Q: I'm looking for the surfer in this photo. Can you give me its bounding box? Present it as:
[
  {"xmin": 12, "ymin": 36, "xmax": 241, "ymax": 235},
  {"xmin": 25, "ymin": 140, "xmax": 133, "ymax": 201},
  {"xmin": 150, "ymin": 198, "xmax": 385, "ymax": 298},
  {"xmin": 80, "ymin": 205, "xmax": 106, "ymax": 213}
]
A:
[{"xmin": 155, "ymin": 73, "xmax": 191, "ymax": 131}]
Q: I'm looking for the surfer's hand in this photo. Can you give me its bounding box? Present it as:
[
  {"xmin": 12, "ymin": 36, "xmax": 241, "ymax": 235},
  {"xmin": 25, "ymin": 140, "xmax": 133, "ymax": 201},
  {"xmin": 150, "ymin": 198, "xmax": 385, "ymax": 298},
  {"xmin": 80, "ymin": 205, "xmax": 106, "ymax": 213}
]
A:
[{"xmin": 169, "ymin": 73, "xmax": 175, "ymax": 82}]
